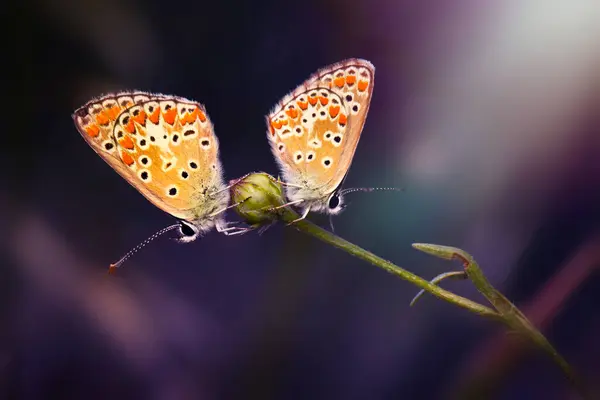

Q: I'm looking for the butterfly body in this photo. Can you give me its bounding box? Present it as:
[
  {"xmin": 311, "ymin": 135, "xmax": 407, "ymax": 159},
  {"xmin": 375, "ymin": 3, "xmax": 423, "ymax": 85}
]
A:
[
  {"xmin": 73, "ymin": 91, "xmax": 233, "ymax": 244},
  {"xmin": 266, "ymin": 59, "xmax": 375, "ymax": 220}
]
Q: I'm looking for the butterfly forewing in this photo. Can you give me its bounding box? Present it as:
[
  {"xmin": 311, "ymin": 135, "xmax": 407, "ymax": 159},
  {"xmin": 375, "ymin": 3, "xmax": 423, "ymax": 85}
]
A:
[
  {"xmin": 111, "ymin": 98, "xmax": 226, "ymax": 220},
  {"xmin": 267, "ymin": 59, "xmax": 375, "ymax": 197},
  {"xmin": 73, "ymin": 91, "xmax": 228, "ymax": 222}
]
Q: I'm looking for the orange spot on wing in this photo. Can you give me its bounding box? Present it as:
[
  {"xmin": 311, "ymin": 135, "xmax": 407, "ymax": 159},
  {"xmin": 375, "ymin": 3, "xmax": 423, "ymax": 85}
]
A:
[
  {"xmin": 85, "ymin": 125, "xmax": 100, "ymax": 138},
  {"xmin": 194, "ymin": 108, "xmax": 207, "ymax": 123},
  {"xmin": 346, "ymin": 75, "xmax": 356, "ymax": 85},
  {"xmin": 149, "ymin": 108, "xmax": 160, "ymax": 124},
  {"xmin": 120, "ymin": 136, "xmax": 135, "ymax": 150},
  {"xmin": 285, "ymin": 108, "xmax": 298, "ymax": 119},
  {"xmin": 125, "ymin": 119, "xmax": 135, "ymax": 133},
  {"xmin": 280, "ymin": 118, "xmax": 289, "ymax": 126},
  {"xmin": 329, "ymin": 105, "xmax": 340, "ymax": 118},
  {"xmin": 108, "ymin": 106, "xmax": 121, "ymax": 120},
  {"xmin": 272, "ymin": 120, "xmax": 283, "ymax": 129},
  {"xmin": 163, "ymin": 109, "xmax": 177, "ymax": 125},
  {"xmin": 132, "ymin": 110, "xmax": 146, "ymax": 125},
  {"xmin": 96, "ymin": 112, "xmax": 110, "ymax": 126},
  {"xmin": 269, "ymin": 123, "xmax": 275, "ymax": 136},
  {"xmin": 308, "ymin": 96, "xmax": 318, "ymax": 106},
  {"xmin": 334, "ymin": 77, "xmax": 345, "ymax": 88},
  {"xmin": 358, "ymin": 80, "xmax": 369, "ymax": 92},
  {"xmin": 121, "ymin": 152, "xmax": 134, "ymax": 166},
  {"xmin": 181, "ymin": 112, "xmax": 192, "ymax": 124},
  {"xmin": 297, "ymin": 101, "xmax": 308, "ymax": 110},
  {"xmin": 339, "ymin": 113, "xmax": 347, "ymax": 126},
  {"xmin": 319, "ymin": 96, "xmax": 329, "ymax": 106}
]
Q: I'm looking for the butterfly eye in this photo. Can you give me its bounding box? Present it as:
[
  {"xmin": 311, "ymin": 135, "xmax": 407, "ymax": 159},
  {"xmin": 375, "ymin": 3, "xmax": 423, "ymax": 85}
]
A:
[
  {"xmin": 179, "ymin": 221, "xmax": 198, "ymax": 237},
  {"xmin": 328, "ymin": 194, "xmax": 340, "ymax": 209}
]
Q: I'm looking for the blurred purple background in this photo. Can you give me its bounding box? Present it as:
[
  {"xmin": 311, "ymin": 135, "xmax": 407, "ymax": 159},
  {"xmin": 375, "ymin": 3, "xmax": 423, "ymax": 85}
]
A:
[{"xmin": 6, "ymin": 0, "xmax": 600, "ymax": 399}]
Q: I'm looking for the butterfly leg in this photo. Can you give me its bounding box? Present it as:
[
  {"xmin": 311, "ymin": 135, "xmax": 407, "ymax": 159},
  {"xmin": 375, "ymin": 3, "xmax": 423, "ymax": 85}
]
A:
[
  {"xmin": 262, "ymin": 199, "xmax": 304, "ymax": 212},
  {"xmin": 276, "ymin": 178, "xmax": 304, "ymax": 189},
  {"xmin": 212, "ymin": 175, "xmax": 253, "ymax": 197},
  {"xmin": 209, "ymin": 197, "xmax": 252, "ymax": 218},
  {"xmin": 215, "ymin": 219, "xmax": 254, "ymax": 236},
  {"xmin": 257, "ymin": 221, "xmax": 276, "ymax": 236},
  {"xmin": 285, "ymin": 207, "xmax": 311, "ymax": 226},
  {"xmin": 219, "ymin": 226, "xmax": 254, "ymax": 236}
]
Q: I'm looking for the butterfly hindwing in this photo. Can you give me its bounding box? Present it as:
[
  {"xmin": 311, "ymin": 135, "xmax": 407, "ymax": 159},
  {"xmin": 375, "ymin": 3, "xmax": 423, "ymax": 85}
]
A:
[
  {"xmin": 111, "ymin": 98, "xmax": 226, "ymax": 220},
  {"xmin": 307, "ymin": 59, "xmax": 374, "ymax": 176},
  {"xmin": 267, "ymin": 87, "xmax": 348, "ymax": 193}
]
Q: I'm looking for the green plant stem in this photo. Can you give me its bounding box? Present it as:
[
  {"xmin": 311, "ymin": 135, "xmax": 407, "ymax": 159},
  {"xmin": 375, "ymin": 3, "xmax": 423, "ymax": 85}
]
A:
[
  {"xmin": 279, "ymin": 210, "xmax": 500, "ymax": 320},
  {"xmin": 458, "ymin": 249, "xmax": 581, "ymax": 392},
  {"xmin": 231, "ymin": 172, "xmax": 584, "ymax": 397},
  {"xmin": 281, "ymin": 212, "xmax": 585, "ymax": 398}
]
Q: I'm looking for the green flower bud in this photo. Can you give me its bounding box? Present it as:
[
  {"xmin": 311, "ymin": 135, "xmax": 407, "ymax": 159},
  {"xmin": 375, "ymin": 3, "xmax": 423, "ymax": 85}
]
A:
[{"xmin": 229, "ymin": 172, "xmax": 290, "ymax": 226}]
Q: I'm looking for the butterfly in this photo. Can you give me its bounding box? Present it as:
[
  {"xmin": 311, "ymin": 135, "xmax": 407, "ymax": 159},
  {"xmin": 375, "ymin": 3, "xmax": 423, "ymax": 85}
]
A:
[
  {"xmin": 265, "ymin": 59, "xmax": 398, "ymax": 227},
  {"xmin": 72, "ymin": 91, "xmax": 246, "ymax": 271}
]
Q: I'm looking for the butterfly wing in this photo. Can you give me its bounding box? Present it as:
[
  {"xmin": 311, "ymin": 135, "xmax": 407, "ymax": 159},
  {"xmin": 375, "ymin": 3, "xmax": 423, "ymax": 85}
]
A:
[
  {"xmin": 267, "ymin": 87, "xmax": 348, "ymax": 192},
  {"xmin": 266, "ymin": 59, "xmax": 375, "ymax": 201},
  {"xmin": 73, "ymin": 91, "xmax": 228, "ymax": 222}
]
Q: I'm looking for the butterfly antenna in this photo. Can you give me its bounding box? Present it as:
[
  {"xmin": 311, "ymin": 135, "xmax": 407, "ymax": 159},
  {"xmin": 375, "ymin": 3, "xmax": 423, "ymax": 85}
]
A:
[
  {"xmin": 108, "ymin": 224, "xmax": 180, "ymax": 274},
  {"xmin": 340, "ymin": 186, "xmax": 404, "ymax": 196}
]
